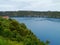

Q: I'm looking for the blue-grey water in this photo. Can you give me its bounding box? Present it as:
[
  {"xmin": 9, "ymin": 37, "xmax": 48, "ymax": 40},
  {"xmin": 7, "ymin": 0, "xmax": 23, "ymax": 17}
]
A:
[{"xmin": 12, "ymin": 17, "xmax": 60, "ymax": 45}]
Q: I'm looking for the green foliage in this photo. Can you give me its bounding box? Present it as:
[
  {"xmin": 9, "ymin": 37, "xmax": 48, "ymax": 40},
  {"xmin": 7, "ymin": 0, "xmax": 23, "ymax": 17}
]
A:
[
  {"xmin": 46, "ymin": 40, "xmax": 50, "ymax": 45},
  {"xmin": 0, "ymin": 17, "xmax": 49, "ymax": 45},
  {"xmin": 0, "ymin": 36, "xmax": 24, "ymax": 45},
  {"xmin": 20, "ymin": 23, "xmax": 27, "ymax": 29}
]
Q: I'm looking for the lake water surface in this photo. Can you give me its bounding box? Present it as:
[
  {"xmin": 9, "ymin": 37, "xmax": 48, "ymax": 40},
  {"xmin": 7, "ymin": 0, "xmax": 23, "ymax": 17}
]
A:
[{"xmin": 12, "ymin": 17, "xmax": 60, "ymax": 45}]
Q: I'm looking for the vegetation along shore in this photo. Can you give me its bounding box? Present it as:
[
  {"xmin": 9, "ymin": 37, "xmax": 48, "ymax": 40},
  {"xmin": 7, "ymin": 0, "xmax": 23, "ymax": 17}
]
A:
[
  {"xmin": 0, "ymin": 11, "xmax": 60, "ymax": 18},
  {"xmin": 0, "ymin": 16, "xmax": 49, "ymax": 45}
]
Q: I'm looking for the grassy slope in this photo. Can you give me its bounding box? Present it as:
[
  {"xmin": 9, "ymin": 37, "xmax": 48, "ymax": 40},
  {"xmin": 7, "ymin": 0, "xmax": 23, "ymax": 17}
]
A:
[
  {"xmin": 0, "ymin": 36, "xmax": 24, "ymax": 45},
  {"xmin": 0, "ymin": 17, "xmax": 49, "ymax": 45}
]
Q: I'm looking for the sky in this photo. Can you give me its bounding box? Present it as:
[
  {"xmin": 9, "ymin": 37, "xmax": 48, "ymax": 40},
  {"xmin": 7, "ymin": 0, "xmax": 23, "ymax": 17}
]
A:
[{"xmin": 0, "ymin": 0, "xmax": 60, "ymax": 11}]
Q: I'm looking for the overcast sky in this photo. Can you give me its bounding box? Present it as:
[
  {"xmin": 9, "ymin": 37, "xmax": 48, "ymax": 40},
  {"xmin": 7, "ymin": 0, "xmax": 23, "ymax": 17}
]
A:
[{"xmin": 0, "ymin": 0, "xmax": 60, "ymax": 11}]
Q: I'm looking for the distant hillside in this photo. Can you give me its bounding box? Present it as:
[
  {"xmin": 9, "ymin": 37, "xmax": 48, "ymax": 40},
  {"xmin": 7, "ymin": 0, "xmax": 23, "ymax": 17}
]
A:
[
  {"xmin": 0, "ymin": 11, "xmax": 60, "ymax": 18},
  {"xmin": 0, "ymin": 16, "xmax": 49, "ymax": 45}
]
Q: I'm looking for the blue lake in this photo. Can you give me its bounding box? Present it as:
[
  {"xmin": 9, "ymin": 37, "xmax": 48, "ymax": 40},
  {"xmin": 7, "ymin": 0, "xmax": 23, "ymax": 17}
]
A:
[{"xmin": 12, "ymin": 17, "xmax": 60, "ymax": 45}]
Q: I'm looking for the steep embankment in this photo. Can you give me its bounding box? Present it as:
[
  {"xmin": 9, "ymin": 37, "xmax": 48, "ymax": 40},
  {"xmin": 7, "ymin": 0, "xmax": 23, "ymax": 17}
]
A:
[{"xmin": 0, "ymin": 17, "xmax": 49, "ymax": 45}]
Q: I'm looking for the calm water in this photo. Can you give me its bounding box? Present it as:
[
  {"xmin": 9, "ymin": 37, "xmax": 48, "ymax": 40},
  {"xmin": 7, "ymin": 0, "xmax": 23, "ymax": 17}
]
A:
[{"xmin": 12, "ymin": 17, "xmax": 60, "ymax": 45}]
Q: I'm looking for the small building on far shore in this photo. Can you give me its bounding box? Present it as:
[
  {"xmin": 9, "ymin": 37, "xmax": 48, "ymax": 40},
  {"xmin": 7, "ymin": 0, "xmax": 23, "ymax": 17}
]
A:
[{"xmin": 3, "ymin": 16, "xmax": 9, "ymax": 19}]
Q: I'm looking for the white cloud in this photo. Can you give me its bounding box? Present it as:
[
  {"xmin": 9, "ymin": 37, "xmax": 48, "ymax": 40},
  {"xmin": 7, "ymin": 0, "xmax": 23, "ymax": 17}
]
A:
[
  {"xmin": 0, "ymin": 4, "xmax": 17, "ymax": 11},
  {"xmin": 0, "ymin": 0, "xmax": 60, "ymax": 11},
  {"xmin": 19, "ymin": 0, "xmax": 52, "ymax": 11}
]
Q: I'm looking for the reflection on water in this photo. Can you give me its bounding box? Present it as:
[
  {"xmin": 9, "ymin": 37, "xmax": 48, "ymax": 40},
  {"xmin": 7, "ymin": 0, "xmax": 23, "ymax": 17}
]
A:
[
  {"xmin": 12, "ymin": 17, "xmax": 60, "ymax": 22},
  {"xmin": 12, "ymin": 17, "xmax": 60, "ymax": 45},
  {"xmin": 46, "ymin": 18, "xmax": 60, "ymax": 22}
]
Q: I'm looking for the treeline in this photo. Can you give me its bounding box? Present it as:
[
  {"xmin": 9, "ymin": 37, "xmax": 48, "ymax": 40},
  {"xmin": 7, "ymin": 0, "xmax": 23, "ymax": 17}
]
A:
[{"xmin": 0, "ymin": 11, "xmax": 60, "ymax": 18}]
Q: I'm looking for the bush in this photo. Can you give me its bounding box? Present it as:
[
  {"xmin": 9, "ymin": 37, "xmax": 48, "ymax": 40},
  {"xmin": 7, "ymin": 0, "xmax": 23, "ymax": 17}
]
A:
[{"xmin": 0, "ymin": 17, "xmax": 49, "ymax": 45}]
